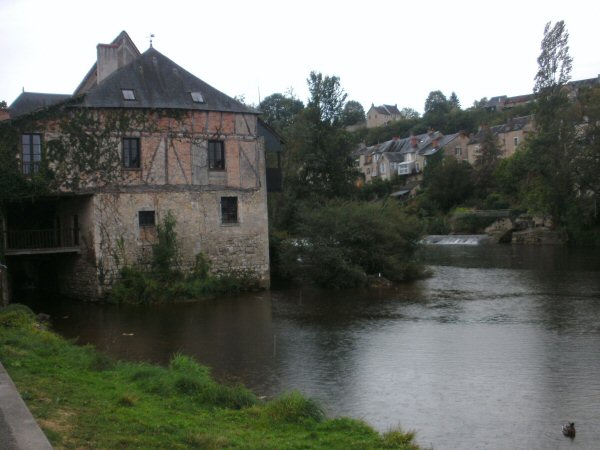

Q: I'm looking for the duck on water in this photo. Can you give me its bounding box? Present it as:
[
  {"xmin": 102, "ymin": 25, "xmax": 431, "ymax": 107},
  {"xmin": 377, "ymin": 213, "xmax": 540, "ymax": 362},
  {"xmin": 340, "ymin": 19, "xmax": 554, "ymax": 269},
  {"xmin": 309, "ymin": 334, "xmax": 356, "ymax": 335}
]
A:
[{"xmin": 562, "ymin": 422, "xmax": 575, "ymax": 438}]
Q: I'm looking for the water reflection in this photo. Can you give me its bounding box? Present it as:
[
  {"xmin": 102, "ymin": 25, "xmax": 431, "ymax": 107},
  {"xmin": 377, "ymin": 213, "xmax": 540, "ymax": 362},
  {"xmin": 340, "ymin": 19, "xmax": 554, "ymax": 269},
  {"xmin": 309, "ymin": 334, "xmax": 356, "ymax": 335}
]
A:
[{"xmin": 18, "ymin": 245, "xmax": 600, "ymax": 449}]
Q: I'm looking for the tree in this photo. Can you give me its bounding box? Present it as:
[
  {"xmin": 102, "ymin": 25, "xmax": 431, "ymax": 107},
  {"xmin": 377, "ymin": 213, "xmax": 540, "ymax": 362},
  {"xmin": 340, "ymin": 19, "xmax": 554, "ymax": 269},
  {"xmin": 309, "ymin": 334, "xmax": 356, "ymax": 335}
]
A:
[
  {"xmin": 472, "ymin": 97, "xmax": 489, "ymax": 109},
  {"xmin": 424, "ymin": 90, "xmax": 450, "ymax": 115},
  {"xmin": 534, "ymin": 21, "xmax": 573, "ymax": 94},
  {"xmin": 306, "ymin": 71, "xmax": 347, "ymax": 126},
  {"xmin": 571, "ymin": 86, "xmax": 600, "ymax": 225},
  {"xmin": 400, "ymin": 107, "xmax": 420, "ymax": 119},
  {"xmin": 424, "ymin": 156, "xmax": 475, "ymax": 212},
  {"xmin": 284, "ymin": 72, "xmax": 356, "ymax": 200},
  {"xmin": 473, "ymin": 126, "xmax": 502, "ymax": 192},
  {"xmin": 449, "ymin": 92, "xmax": 461, "ymax": 110},
  {"xmin": 275, "ymin": 200, "xmax": 423, "ymax": 288},
  {"xmin": 259, "ymin": 92, "xmax": 304, "ymax": 131},
  {"xmin": 423, "ymin": 90, "xmax": 451, "ymax": 131},
  {"xmin": 341, "ymin": 100, "xmax": 365, "ymax": 126},
  {"xmin": 526, "ymin": 20, "xmax": 577, "ymax": 225}
]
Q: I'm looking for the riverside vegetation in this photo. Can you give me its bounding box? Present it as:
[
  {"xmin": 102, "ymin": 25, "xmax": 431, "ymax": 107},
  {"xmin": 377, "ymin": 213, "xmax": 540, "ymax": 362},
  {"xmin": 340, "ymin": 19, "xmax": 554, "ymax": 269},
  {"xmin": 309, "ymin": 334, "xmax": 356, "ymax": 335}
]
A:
[
  {"xmin": 263, "ymin": 21, "xmax": 600, "ymax": 257},
  {"xmin": 0, "ymin": 305, "xmax": 420, "ymax": 449}
]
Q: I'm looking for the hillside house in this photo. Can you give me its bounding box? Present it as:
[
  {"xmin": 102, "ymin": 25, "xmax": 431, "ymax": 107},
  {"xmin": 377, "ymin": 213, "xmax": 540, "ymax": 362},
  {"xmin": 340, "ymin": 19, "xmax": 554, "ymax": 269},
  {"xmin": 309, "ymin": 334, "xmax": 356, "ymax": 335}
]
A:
[
  {"xmin": 484, "ymin": 94, "xmax": 534, "ymax": 111},
  {"xmin": 1, "ymin": 32, "xmax": 271, "ymax": 299},
  {"xmin": 356, "ymin": 130, "xmax": 470, "ymax": 183},
  {"xmin": 467, "ymin": 115, "xmax": 533, "ymax": 165},
  {"xmin": 366, "ymin": 104, "xmax": 402, "ymax": 128}
]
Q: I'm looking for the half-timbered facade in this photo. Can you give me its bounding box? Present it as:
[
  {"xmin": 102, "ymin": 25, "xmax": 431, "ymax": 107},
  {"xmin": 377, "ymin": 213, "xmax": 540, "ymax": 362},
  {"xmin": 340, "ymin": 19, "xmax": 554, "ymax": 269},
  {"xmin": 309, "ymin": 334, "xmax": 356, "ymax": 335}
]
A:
[{"xmin": 2, "ymin": 32, "xmax": 270, "ymax": 299}]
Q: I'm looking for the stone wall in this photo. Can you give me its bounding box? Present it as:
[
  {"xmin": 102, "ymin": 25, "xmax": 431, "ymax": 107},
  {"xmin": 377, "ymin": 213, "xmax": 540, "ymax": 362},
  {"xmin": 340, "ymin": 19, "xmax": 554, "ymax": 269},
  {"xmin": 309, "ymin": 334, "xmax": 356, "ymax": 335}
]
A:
[
  {"xmin": 93, "ymin": 188, "xmax": 270, "ymax": 293},
  {"xmin": 55, "ymin": 253, "xmax": 100, "ymax": 300}
]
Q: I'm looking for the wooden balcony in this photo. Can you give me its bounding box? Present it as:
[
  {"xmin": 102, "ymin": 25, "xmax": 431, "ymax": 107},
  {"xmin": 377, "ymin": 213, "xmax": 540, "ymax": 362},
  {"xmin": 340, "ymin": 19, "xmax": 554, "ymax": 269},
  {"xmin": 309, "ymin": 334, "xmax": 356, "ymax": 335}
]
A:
[{"xmin": 4, "ymin": 228, "xmax": 80, "ymax": 256}]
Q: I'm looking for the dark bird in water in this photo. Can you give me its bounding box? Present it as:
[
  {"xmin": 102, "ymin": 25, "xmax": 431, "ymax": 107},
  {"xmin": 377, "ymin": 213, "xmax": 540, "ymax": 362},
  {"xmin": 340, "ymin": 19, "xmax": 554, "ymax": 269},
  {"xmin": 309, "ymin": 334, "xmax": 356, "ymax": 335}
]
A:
[{"xmin": 562, "ymin": 422, "xmax": 576, "ymax": 438}]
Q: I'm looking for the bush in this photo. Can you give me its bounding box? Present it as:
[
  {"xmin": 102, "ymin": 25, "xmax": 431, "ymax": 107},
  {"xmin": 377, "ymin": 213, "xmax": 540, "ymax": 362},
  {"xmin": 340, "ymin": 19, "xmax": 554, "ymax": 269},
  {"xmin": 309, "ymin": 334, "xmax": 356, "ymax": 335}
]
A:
[
  {"xmin": 151, "ymin": 211, "xmax": 182, "ymax": 280},
  {"xmin": 421, "ymin": 214, "xmax": 449, "ymax": 234},
  {"xmin": 0, "ymin": 303, "xmax": 35, "ymax": 317},
  {"xmin": 450, "ymin": 213, "xmax": 498, "ymax": 234},
  {"xmin": 0, "ymin": 308, "xmax": 35, "ymax": 328},
  {"xmin": 170, "ymin": 353, "xmax": 256, "ymax": 409},
  {"xmin": 273, "ymin": 199, "xmax": 424, "ymax": 288}
]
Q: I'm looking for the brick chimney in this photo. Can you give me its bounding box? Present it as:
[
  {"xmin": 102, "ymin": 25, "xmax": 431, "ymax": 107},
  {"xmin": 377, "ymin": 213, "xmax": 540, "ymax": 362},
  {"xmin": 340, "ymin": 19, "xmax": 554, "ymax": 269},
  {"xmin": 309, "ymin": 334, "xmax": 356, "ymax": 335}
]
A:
[
  {"xmin": 96, "ymin": 32, "xmax": 140, "ymax": 84},
  {"xmin": 410, "ymin": 134, "xmax": 418, "ymax": 148},
  {"xmin": 97, "ymin": 44, "xmax": 121, "ymax": 84}
]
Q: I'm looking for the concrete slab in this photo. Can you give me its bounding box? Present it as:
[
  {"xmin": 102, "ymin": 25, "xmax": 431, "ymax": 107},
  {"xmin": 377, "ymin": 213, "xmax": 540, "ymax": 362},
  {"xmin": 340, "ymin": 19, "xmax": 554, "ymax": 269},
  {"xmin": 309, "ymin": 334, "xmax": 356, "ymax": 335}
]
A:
[{"xmin": 0, "ymin": 361, "xmax": 53, "ymax": 450}]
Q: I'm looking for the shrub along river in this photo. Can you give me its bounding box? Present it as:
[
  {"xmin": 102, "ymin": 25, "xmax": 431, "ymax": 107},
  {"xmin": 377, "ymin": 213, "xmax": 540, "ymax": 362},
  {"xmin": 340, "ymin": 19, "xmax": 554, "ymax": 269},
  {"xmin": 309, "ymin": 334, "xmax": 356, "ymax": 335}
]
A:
[{"xmin": 19, "ymin": 243, "xmax": 600, "ymax": 449}]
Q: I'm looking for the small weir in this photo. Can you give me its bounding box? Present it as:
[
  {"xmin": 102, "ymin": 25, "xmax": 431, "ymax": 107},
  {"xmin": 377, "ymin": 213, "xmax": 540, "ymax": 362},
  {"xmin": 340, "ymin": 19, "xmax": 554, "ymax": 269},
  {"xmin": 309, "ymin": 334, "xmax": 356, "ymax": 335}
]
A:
[{"xmin": 422, "ymin": 234, "xmax": 491, "ymax": 245}]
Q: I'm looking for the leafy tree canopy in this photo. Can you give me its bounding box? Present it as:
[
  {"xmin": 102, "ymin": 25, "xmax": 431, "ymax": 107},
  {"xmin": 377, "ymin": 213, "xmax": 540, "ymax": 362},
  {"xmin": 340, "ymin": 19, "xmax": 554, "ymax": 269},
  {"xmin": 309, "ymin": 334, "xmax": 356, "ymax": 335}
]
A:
[
  {"xmin": 424, "ymin": 90, "xmax": 450, "ymax": 115},
  {"xmin": 274, "ymin": 200, "xmax": 424, "ymax": 288},
  {"xmin": 341, "ymin": 100, "xmax": 365, "ymax": 126},
  {"xmin": 449, "ymin": 92, "xmax": 461, "ymax": 110},
  {"xmin": 473, "ymin": 126, "xmax": 502, "ymax": 193},
  {"xmin": 259, "ymin": 92, "xmax": 304, "ymax": 131},
  {"xmin": 424, "ymin": 156, "xmax": 475, "ymax": 213},
  {"xmin": 534, "ymin": 20, "xmax": 573, "ymax": 94},
  {"xmin": 306, "ymin": 71, "xmax": 347, "ymax": 126},
  {"xmin": 400, "ymin": 107, "xmax": 420, "ymax": 119}
]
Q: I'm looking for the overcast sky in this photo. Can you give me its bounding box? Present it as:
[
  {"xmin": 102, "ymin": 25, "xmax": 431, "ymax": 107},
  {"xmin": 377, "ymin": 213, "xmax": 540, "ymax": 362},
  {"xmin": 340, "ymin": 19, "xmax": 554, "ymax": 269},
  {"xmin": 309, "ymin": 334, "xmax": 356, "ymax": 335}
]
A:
[{"xmin": 1, "ymin": 0, "xmax": 599, "ymax": 113}]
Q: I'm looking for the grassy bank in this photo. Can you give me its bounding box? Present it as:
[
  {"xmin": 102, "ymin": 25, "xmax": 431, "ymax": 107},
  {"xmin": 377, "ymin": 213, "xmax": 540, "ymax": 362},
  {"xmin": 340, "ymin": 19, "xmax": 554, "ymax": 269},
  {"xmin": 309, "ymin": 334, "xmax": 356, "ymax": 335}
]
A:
[{"xmin": 0, "ymin": 306, "xmax": 420, "ymax": 449}]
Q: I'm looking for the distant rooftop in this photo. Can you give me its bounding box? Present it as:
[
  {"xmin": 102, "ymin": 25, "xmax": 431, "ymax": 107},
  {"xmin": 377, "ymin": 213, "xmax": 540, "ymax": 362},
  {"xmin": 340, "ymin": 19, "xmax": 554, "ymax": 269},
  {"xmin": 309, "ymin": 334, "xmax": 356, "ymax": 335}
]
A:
[{"xmin": 8, "ymin": 92, "xmax": 72, "ymax": 119}]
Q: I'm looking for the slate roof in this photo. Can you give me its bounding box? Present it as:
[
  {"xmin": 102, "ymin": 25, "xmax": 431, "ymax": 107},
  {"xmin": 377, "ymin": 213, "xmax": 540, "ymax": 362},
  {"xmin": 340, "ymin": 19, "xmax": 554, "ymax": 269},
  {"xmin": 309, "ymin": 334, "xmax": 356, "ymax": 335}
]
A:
[
  {"xmin": 504, "ymin": 94, "xmax": 534, "ymax": 105},
  {"xmin": 8, "ymin": 92, "xmax": 72, "ymax": 119},
  {"xmin": 378, "ymin": 137, "xmax": 408, "ymax": 153},
  {"xmin": 468, "ymin": 125, "xmax": 504, "ymax": 145},
  {"xmin": 418, "ymin": 132, "xmax": 458, "ymax": 157},
  {"xmin": 258, "ymin": 119, "xmax": 285, "ymax": 153},
  {"xmin": 384, "ymin": 152, "xmax": 406, "ymax": 163},
  {"xmin": 568, "ymin": 76, "xmax": 600, "ymax": 90},
  {"xmin": 357, "ymin": 130, "xmax": 451, "ymax": 162},
  {"xmin": 484, "ymin": 96, "xmax": 507, "ymax": 109},
  {"xmin": 371, "ymin": 104, "xmax": 401, "ymax": 116},
  {"xmin": 77, "ymin": 47, "xmax": 257, "ymax": 114},
  {"xmin": 468, "ymin": 115, "xmax": 533, "ymax": 144}
]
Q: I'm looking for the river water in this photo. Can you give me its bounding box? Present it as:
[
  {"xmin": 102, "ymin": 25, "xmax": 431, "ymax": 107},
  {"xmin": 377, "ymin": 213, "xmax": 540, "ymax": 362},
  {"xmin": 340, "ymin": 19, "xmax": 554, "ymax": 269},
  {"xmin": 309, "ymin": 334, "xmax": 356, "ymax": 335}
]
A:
[{"xmin": 20, "ymin": 244, "xmax": 600, "ymax": 449}]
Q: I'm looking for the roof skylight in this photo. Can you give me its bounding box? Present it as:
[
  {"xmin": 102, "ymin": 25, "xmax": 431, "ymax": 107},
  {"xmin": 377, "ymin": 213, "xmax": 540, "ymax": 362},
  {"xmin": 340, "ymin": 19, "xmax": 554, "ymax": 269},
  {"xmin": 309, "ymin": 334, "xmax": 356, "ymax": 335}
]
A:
[
  {"xmin": 190, "ymin": 91, "xmax": 204, "ymax": 103},
  {"xmin": 122, "ymin": 89, "xmax": 136, "ymax": 101}
]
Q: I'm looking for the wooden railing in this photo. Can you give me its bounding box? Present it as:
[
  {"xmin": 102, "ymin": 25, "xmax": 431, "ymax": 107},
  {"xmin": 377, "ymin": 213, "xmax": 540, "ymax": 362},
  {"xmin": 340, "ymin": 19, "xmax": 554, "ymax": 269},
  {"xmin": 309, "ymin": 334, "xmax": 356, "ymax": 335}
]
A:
[{"xmin": 4, "ymin": 228, "xmax": 79, "ymax": 251}]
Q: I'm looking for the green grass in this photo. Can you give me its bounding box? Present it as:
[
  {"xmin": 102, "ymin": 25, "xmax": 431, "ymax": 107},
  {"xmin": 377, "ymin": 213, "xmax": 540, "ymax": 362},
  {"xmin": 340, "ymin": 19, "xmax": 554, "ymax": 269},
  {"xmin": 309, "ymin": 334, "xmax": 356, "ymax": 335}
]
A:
[{"xmin": 0, "ymin": 307, "xmax": 421, "ymax": 449}]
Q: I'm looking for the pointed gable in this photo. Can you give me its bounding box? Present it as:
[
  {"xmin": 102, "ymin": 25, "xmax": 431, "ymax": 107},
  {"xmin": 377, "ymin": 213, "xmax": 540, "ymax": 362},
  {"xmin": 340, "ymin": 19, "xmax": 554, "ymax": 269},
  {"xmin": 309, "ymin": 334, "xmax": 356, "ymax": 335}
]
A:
[{"xmin": 75, "ymin": 31, "xmax": 141, "ymax": 96}]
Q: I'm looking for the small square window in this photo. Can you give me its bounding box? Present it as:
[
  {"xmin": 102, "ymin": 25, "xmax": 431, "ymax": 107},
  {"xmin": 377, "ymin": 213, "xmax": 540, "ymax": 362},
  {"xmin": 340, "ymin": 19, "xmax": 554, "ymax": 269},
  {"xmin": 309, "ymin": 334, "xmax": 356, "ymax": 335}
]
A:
[
  {"xmin": 190, "ymin": 91, "xmax": 204, "ymax": 103},
  {"xmin": 139, "ymin": 211, "xmax": 155, "ymax": 227},
  {"xmin": 455, "ymin": 146, "xmax": 462, "ymax": 156},
  {"xmin": 221, "ymin": 197, "xmax": 238, "ymax": 224},
  {"xmin": 122, "ymin": 89, "xmax": 136, "ymax": 100},
  {"xmin": 208, "ymin": 140, "xmax": 225, "ymax": 170},
  {"xmin": 123, "ymin": 138, "xmax": 140, "ymax": 169}
]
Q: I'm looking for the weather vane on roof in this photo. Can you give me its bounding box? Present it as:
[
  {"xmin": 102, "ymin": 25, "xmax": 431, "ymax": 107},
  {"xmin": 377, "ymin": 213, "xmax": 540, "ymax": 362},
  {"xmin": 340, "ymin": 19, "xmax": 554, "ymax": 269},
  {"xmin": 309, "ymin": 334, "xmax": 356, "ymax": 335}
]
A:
[{"xmin": 148, "ymin": 34, "xmax": 155, "ymax": 48}]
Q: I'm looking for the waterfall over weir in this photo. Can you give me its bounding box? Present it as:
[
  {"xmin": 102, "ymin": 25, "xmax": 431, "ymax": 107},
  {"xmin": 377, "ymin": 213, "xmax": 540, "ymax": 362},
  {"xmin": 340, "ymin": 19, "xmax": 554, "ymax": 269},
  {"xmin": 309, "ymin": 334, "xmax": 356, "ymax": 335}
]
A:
[{"xmin": 422, "ymin": 235, "xmax": 491, "ymax": 245}]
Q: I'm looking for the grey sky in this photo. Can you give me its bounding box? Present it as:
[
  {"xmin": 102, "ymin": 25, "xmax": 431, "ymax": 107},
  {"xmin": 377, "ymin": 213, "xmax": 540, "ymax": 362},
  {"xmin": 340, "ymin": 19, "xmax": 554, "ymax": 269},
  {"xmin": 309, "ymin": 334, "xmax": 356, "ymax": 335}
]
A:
[{"xmin": 1, "ymin": 0, "xmax": 598, "ymax": 113}]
